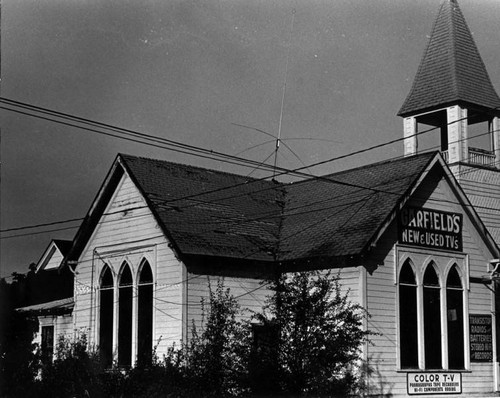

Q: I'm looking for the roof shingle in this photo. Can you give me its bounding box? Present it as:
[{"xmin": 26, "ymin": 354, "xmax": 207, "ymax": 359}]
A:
[
  {"xmin": 398, "ymin": 0, "xmax": 500, "ymax": 116},
  {"xmin": 120, "ymin": 152, "xmax": 436, "ymax": 264}
]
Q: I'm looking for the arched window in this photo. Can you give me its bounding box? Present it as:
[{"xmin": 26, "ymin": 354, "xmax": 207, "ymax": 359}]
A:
[
  {"xmin": 447, "ymin": 265, "xmax": 464, "ymax": 369},
  {"xmin": 399, "ymin": 260, "xmax": 418, "ymax": 369},
  {"xmin": 423, "ymin": 264, "xmax": 441, "ymax": 369},
  {"xmin": 118, "ymin": 263, "xmax": 133, "ymax": 368},
  {"xmin": 137, "ymin": 260, "xmax": 154, "ymax": 366},
  {"xmin": 99, "ymin": 265, "xmax": 114, "ymax": 367}
]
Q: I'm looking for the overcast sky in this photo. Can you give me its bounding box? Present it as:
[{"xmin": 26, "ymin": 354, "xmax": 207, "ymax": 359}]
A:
[{"xmin": 1, "ymin": 0, "xmax": 499, "ymax": 278}]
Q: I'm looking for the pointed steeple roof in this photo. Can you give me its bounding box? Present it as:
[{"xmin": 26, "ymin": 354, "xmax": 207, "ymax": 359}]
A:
[{"xmin": 398, "ymin": 0, "xmax": 500, "ymax": 117}]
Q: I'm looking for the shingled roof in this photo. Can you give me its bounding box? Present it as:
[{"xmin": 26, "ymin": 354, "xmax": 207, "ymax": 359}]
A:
[
  {"xmin": 120, "ymin": 155, "xmax": 284, "ymax": 262},
  {"xmin": 398, "ymin": 0, "xmax": 500, "ymax": 117},
  {"xmin": 280, "ymin": 152, "xmax": 436, "ymax": 262},
  {"xmin": 118, "ymin": 152, "xmax": 437, "ymax": 266}
]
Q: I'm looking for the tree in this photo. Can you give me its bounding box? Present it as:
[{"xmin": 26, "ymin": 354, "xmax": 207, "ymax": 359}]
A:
[
  {"xmin": 0, "ymin": 276, "xmax": 41, "ymax": 398},
  {"xmin": 255, "ymin": 270, "xmax": 371, "ymax": 396},
  {"xmin": 182, "ymin": 280, "xmax": 252, "ymax": 397}
]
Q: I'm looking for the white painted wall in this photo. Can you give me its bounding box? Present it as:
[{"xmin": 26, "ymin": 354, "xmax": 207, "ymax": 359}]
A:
[
  {"xmin": 362, "ymin": 173, "xmax": 498, "ymax": 397},
  {"xmin": 73, "ymin": 170, "xmax": 184, "ymax": 361}
]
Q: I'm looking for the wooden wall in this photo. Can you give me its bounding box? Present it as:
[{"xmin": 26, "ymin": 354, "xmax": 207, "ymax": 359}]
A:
[
  {"xmin": 363, "ymin": 172, "xmax": 497, "ymax": 397},
  {"xmin": 73, "ymin": 171, "xmax": 184, "ymax": 358},
  {"xmin": 457, "ymin": 166, "xmax": 500, "ymax": 246}
]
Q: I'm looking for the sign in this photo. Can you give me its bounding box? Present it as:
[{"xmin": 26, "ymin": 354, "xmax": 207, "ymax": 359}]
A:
[
  {"xmin": 399, "ymin": 207, "xmax": 462, "ymax": 252},
  {"xmin": 407, "ymin": 373, "xmax": 462, "ymax": 395},
  {"xmin": 469, "ymin": 314, "xmax": 493, "ymax": 362}
]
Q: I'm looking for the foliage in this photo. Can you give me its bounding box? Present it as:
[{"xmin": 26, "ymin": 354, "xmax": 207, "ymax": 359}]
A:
[
  {"xmin": 0, "ymin": 276, "xmax": 41, "ymax": 398},
  {"xmin": 254, "ymin": 270, "xmax": 372, "ymax": 397},
  {"xmin": 0, "ymin": 271, "xmax": 372, "ymax": 397},
  {"xmin": 38, "ymin": 334, "xmax": 110, "ymax": 398},
  {"xmin": 179, "ymin": 280, "xmax": 252, "ymax": 397}
]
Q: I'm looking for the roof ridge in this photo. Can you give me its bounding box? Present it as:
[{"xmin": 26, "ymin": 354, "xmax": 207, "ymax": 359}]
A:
[
  {"xmin": 398, "ymin": 1, "xmax": 445, "ymax": 115},
  {"xmin": 288, "ymin": 151, "xmax": 438, "ymax": 187},
  {"xmin": 449, "ymin": 0, "xmax": 459, "ymax": 97},
  {"xmin": 118, "ymin": 153, "xmax": 283, "ymax": 186}
]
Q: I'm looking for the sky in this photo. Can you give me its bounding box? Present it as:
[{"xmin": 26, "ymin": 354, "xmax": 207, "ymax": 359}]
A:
[{"xmin": 1, "ymin": 0, "xmax": 499, "ymax": 278}]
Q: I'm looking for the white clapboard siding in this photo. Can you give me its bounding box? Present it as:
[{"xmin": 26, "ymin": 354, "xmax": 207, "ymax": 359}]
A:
[
  {"xmin": 73, "ymin": 171, "xmax": 184, "ymax": 358},
  {"xmin": 33, "ymin": 314, "xmax": 73, "ymax": 346},
  {"xmin": 459, "ymin": 167, "xmax": 500, "ymax": 245},
  {"xmin": 186, "ymin": 274, "xmax": 270, "ymax": 336},
  {"xmin": 336, "ymin": 267, "xmax": 362, "ymax": 306},
  {"xmin": 363, "ymin": 173, "xmax": 498, "ymax": 396},
  {"xmin": 187, "ymin": 268, "xmax": 360, "ymax": 339},
  {"xmin": 34, "ymin": 314, "xmax": 74, "ymax": 361}
]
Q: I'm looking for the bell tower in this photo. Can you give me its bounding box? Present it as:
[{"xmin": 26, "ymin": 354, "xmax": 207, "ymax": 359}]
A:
[
  {"xmin": 398, "ymin": 0, "xmax": 500, "ymax": 173},
  {"xmin": 399, "ymin": 0, "xmax": 500, "ymax": 245}
]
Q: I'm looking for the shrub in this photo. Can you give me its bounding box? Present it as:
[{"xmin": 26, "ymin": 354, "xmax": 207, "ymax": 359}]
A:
[
  {"xmin": 180, "ymin": 280, "xmax": 252, "ymax": 397},
  {"xmin": 0, "ymin": 278, "xmax": 40, "ymax": 398},
  {"xmin": 254, "ymin": 270, "xmax": 372, "ymax": 397},
  {"xmin": 38, "ymin": 334, "xmax": 107, "ymax": 398}
]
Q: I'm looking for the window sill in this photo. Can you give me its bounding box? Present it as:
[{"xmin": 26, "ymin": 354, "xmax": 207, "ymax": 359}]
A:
[{"xmin": 396, "ymin": 369, "xmax": 471, "ymax": 373}]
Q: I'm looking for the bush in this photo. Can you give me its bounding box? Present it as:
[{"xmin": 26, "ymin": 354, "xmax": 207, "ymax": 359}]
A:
[
  {"xmin": 254, "ymin": 270, "xmax": 372, "ymax": 397},
  {"xmin": 179, "ymin": 280, "xmax": 252, "ymax": 397},
  {"xmin": 1, "ymin": 274, "xmax": 372, "ymax": 397},
  {"xmin": 0, "ymin": 278, "xmax": 41, "ymax": 398},
  {"xmin": 38, "ymin": 334, "xmax": 108, "ymax": 398}
]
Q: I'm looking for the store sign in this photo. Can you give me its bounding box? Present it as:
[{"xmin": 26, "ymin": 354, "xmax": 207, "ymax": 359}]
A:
[
  {"xmin": 399, "ymin": 207, "xmax": 462, "ymax": 252},
  {"xmin": 469, "ymin": 314, "xmax": 493, "ymax": 362},
  {"xmin": 407, "ymin": 372, "xmax": 462, "ymax": 395}
]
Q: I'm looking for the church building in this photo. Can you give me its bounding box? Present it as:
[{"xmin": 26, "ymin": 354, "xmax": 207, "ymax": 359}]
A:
[{"xmin": 19, "ymin": 0, "xmax": 500, "ymax": 396}]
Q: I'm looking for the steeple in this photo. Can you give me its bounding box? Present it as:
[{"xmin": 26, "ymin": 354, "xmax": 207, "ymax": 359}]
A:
[{"xmin": 400, "ymin": 0, "xmax": 500, "ymax": 171}]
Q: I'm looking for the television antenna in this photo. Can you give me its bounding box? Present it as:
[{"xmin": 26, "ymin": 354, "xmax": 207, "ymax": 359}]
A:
[{"xmin": 273, "ymin": 8, "xmax": 296, "ymax": 179}]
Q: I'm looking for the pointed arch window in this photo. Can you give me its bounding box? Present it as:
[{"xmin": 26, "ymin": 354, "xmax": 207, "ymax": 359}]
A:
[
  {"xmin": 423, "ymin": 263, "xmax": 442, "ymax": 369},
  {"xmin": 398, "ymin": 255, "xmax": 468, "ymax": 371},
  {"xmin": 447, "ymin": 265, "xmax": 464, "ymax": 369},
  {"xmin": 99, "ymin": 265, "xmax": 114, "ymax": 367},
  {"xmin": 137, "ymin": 260, "xmax": 154, "ymax": 366},
  {"xmin": 118, "ymin": 263, "xmax": 133, "ymax": 368},
  {"xmin": 399, "ymin": 260, "xmax": 418, "ymax": 369}
]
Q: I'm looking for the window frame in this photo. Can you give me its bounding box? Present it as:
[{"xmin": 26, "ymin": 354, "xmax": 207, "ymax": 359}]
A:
[
  {"xmin": 41, "ymin": 324, "xmax": 55, "ymax": 364},
  {"xmin": 95, "ymin": 251, "xmax": 156, "ymax": 368},
  {"xmin": 395, "ymin": 246, "xmax": 469, "ymax": 371},
  {"xmin": 98, "ymin": 264, "xmax": 115, "ymax": 368}
]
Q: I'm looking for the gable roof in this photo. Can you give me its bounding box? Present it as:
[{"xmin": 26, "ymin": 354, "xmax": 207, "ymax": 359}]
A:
[
  {"xmin": 68, "ymin": 150, "xmax": 499, "ymax": 270},
  {"xmin": 36, "ymin": 239, "xmax": 73, "ymax": 272},
  {"xmin": 120, "ymin": 155, "xmax": 283, "ymax": 262},
  {"xmin": 398, "ymin": 0, "xmax": 500, "ymax": 117},
  {"xmin": 280, "ymin": 152, "xmax": 437, "ymax": 262}
]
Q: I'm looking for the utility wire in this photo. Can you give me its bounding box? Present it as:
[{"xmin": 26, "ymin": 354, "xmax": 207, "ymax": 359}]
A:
[
  {"xmin": 1, "ymin": 98, "xmax": 499, "ymax": 237},
  {"xmin": 2, "ymin": 151, "xmax": 499, "ymax": 240},
  {"xmin": 2, "ymin": 150, "xmax": 499, "ymax": 240}
]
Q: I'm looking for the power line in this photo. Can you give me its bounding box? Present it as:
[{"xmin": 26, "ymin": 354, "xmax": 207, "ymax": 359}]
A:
[
  {"xmin": 0, "ymin": 96, "xmax": 464, "ymax": 182},
  {"xmin": 1, "ymin": 98, "xmax": 499, "ymax": 239},
  {"xmin": 2, "ymin": 152, "xmax": 499, "ymax": 240},
  {"xmin": 0, "ymin": 97, "xmax": 307, "ymax": 178},
  {"xmin": 1, "ymin": 217, "xmax": 84, "ymax": 233}
]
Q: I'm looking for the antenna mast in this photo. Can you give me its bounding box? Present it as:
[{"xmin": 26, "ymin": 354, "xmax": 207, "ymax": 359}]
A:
[{"xmin": 273, "ymin": 8, "xmax": 295, "ymax": 179}]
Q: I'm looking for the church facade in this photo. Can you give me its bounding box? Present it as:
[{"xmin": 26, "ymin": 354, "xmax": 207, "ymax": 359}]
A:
[{"xmin": 20, "ymin": 0, "xmax": 500, "ymax": 396}]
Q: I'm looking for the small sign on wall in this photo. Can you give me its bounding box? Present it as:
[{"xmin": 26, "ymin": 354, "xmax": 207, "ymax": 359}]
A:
[
  {"xmin": 407, "ymin": 372, "xmax": 462, "ymax": 395},
  {"xmin": 398, "ymin": 207, "xmax": 463, "ymax": 252},
  {"xmin": 469, "ymin": 314, "xmax": 493, "ymax": 362}
]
